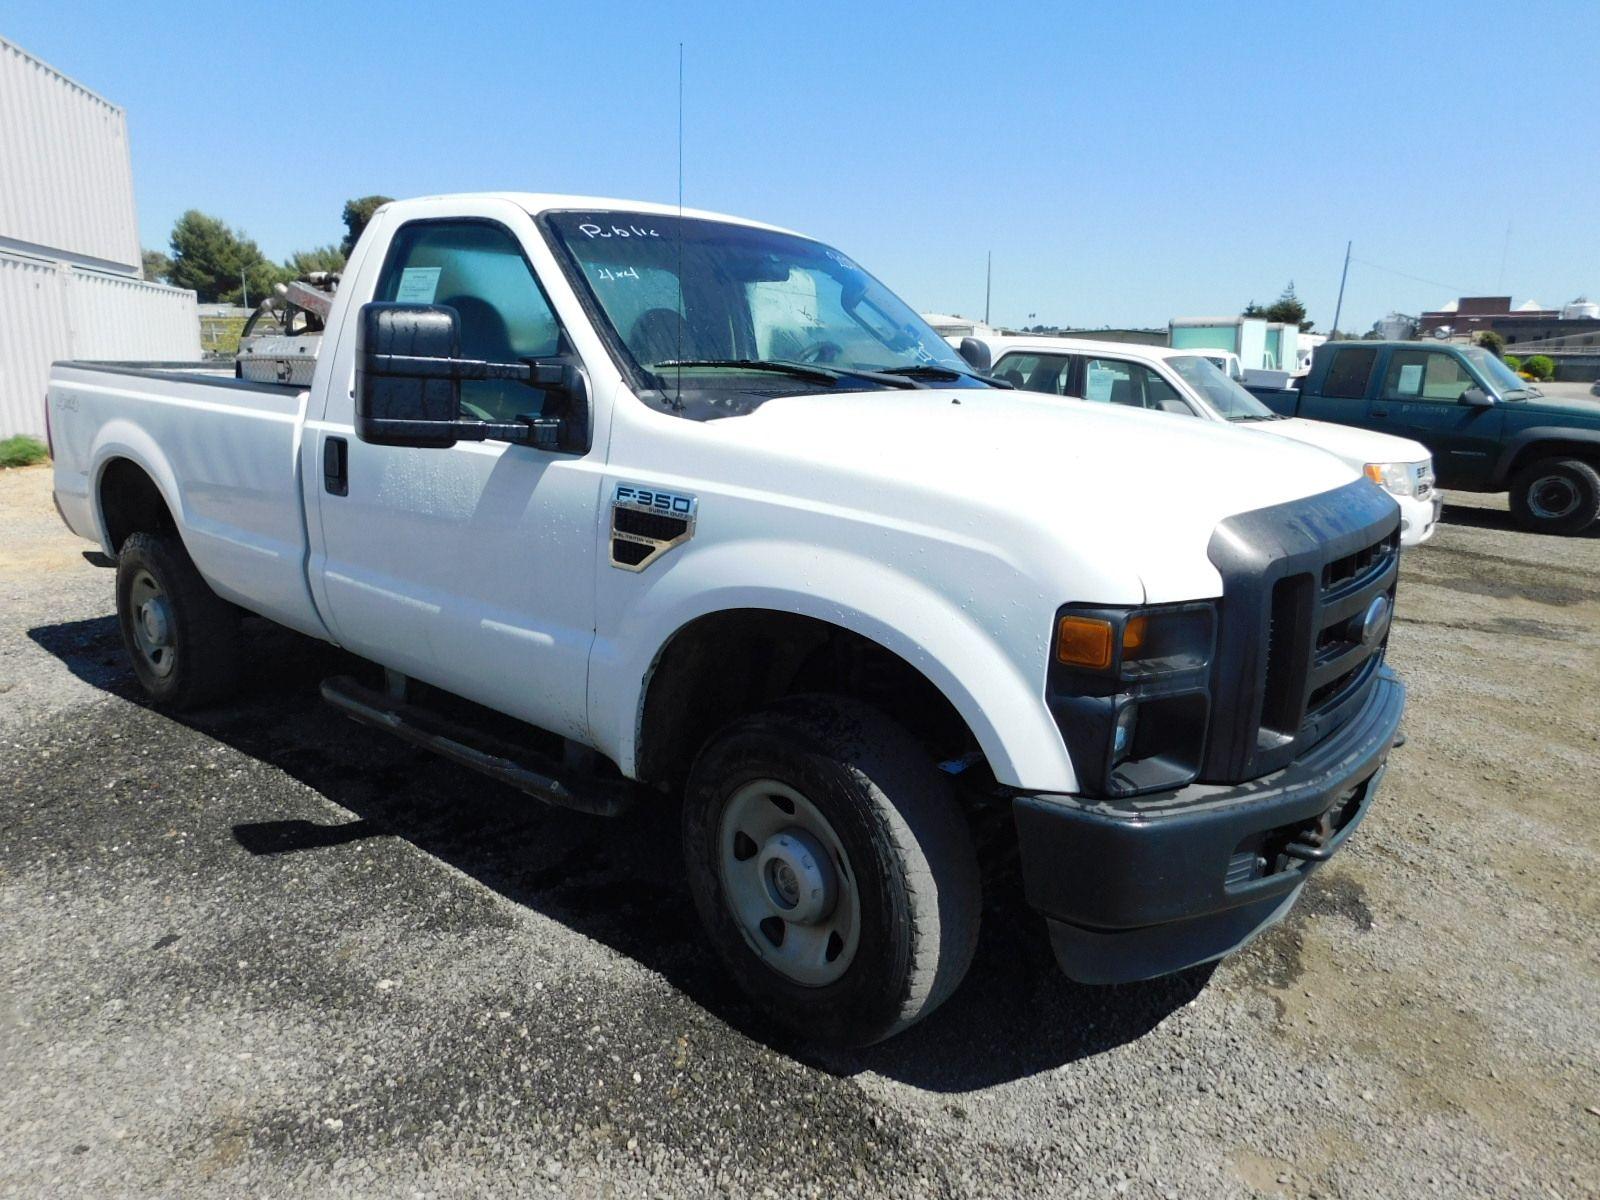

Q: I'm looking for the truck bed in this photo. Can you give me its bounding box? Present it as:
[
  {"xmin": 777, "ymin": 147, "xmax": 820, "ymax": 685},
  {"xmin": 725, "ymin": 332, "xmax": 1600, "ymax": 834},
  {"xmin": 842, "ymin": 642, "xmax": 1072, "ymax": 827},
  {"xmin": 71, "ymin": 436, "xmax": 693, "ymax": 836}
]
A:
[{"xmin": 48, "ymin": 360, "xmax": 328, "ymax": 641}]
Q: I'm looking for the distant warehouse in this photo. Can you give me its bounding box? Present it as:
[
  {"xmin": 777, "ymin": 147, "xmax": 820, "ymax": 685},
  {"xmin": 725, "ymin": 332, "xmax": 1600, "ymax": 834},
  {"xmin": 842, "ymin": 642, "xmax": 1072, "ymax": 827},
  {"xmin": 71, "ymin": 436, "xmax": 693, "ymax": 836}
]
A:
[{"xmin": 0, "ymin": 35, "xmax": 200, "ymax": 440}]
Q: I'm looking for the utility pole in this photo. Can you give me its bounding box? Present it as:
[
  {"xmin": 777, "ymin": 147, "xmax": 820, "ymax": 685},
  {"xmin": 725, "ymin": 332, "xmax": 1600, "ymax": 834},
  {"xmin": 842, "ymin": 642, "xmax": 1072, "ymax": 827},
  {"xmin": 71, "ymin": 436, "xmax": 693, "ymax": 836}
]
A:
[
  {"xmin": 240, "ymin": 268, "xmax": 249, "ymax": 310},
  {"xmin": 1329, "ymin": 240, "xmax": 1351, "ymax": 338},
  {"xmin": 984, "ymin": 251, "xmax": 992, "ymax": 326}
]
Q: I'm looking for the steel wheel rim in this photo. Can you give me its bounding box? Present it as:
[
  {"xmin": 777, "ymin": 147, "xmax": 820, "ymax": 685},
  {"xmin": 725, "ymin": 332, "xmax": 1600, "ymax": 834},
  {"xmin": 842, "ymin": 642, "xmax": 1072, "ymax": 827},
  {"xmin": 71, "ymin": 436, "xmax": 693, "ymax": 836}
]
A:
[
  {"xmin": 1529, "ymin": 476, "xmax": 1579, "ymax": 520},
  {"xmin": 717, "ymin": 779, "xmax": 861, "ymax": 987},
  {"xmin": 128, "ymin": 568, "xmax": 176, "ymax": 678}
]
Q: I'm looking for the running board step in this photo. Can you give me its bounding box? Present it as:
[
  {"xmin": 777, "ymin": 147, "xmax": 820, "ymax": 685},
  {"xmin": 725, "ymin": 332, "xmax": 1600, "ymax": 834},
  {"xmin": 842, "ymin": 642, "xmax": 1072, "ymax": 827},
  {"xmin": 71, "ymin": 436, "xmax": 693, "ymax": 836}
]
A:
[{"xmin": 320, "ymin": 674, "xmax": 634, "ymax": 817}]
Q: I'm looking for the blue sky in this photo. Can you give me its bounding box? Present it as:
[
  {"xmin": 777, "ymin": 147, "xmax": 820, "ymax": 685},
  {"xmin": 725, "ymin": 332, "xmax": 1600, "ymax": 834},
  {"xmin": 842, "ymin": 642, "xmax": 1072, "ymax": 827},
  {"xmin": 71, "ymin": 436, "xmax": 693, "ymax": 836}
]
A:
[{"xmin": 6, "ymin": 1, "xmax": 1598, "ymax": 331}]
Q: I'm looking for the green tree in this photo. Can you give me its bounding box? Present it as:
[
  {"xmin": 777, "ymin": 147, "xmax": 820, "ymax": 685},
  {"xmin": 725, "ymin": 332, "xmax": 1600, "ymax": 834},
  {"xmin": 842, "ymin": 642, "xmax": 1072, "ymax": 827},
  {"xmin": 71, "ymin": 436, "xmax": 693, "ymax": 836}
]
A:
[
  {"xmin": 141, "ymin": 248, "xmax": 172, "ymax": 284},
  {"xmin": 285, "ymin": 245, "xmax": 346, "ymax": 277},
  {"xmin": 167, "ymin": 210, "xmax": 288, "ymax": 305},
  {"xmin": 1473, "ymin": 329, "xmax": 1506, "ymax": 358},
  {"xmin": 1242, "ymin": 300, "xmax": 1265, "ymax": 318},
  {"xmin": 1262, "ymin": 281, "xmax": 1313, "ymax": 332},
  {"xmin": 340, "ymin": 195, "xmax": 393, "ymax": 257},
  {"xmin": 1504, "ymin": 355, "xmax": 1523, "ymax": 373}
]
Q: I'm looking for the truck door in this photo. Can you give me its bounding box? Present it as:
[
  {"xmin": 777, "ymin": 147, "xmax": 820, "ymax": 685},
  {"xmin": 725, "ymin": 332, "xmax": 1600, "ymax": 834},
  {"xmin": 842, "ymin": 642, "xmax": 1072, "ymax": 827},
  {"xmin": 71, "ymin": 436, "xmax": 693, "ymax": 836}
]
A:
[
  {"xmin": 1371, "ymin": 347, "xmax": 1504, "ymax": 489},
  {"xmin": 310, "ymin": 213, "xmax": 603, "ymax": 743}
]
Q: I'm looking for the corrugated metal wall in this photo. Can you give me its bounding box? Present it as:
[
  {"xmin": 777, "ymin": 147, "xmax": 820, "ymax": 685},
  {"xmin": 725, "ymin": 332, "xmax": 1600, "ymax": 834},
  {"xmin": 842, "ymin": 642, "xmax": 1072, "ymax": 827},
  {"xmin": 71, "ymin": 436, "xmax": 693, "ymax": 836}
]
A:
[
  {"xmin": 0, "ymin": 249, "xmax": 201, "ymax": 438},
  {"xmin": 0, "ymin": 36, "xmax": 141, "ymax": 273}
]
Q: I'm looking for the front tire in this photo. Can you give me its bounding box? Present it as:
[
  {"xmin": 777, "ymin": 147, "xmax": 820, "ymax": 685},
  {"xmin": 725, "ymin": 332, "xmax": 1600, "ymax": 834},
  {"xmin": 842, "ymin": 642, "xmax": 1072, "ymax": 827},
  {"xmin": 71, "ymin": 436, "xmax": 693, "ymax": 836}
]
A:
[
  {"xmin": 683, "ymin": 695, "xmax": 981, "ymax": 1046},
  {"xmin": 115, "ymin": 531, "xmax": 242, "ymax": 709},
  {"xmin": 1509, "ymin": 458, "xmax": 1600, "ymax": 535}
]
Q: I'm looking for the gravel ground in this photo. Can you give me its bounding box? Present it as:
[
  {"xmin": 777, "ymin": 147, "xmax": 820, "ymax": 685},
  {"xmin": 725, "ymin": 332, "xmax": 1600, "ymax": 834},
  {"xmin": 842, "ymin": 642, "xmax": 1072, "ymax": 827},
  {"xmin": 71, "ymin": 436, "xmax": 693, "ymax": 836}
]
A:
[{"xmin": 1, "ymin": 463, "xmax": 1597, "ymax": 1199}]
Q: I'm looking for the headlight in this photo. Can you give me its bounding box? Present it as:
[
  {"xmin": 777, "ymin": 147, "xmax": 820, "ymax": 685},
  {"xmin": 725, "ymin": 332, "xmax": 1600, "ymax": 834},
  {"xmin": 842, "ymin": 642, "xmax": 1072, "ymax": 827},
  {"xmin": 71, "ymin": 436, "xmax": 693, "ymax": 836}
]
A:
[
  {"xmin": 1364, "ymin": 462, "xmax": 1416, "ymax": 498},
  {"xmin": 1048, "ymin": 603, "xmax": 1215, "ymax": 798}
]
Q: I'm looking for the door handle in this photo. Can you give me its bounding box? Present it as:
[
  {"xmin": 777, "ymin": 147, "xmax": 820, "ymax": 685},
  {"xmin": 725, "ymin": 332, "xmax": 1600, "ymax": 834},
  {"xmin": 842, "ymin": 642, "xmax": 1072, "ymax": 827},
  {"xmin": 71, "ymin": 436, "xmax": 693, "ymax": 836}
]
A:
[
  {"xmin": 323, "ymin": 436, "xmax": 348, "ymax": 496},
  {"xmin": 1370, "ymin": 405, "xmax": 1389, "ymax": 418}
]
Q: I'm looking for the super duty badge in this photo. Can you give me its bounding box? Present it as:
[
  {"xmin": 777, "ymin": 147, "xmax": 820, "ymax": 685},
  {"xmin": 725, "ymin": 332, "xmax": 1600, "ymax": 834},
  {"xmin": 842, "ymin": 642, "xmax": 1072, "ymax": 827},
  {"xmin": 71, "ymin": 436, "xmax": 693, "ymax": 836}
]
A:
[{"xmin": 610, "ymin": 483, "xmax": 697, "ymax": 572}]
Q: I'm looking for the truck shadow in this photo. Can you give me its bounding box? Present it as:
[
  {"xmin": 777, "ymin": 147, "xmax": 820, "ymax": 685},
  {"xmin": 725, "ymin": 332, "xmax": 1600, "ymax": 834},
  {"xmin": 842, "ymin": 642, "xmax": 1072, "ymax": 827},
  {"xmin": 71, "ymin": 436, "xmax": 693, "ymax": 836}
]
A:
[
  {"xmin": 1439, "ymin": 500, "xmax": 1600, "ymax": 537},
  {"xmin": 28, "ymin": 613, "xmax": 1210, "ymax": 1092}
]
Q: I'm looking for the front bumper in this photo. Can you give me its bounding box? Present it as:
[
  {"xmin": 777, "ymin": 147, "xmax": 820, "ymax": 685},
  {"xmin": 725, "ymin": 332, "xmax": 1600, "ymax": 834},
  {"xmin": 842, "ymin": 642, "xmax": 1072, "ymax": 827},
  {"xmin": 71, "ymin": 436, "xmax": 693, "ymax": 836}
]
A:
[
  {"xmin": 1013, "ymin": 668, "xmax": 1405, "ymax": 984},
  {"xmin": 1399, "ymin": 491, "xmax": 1442, "ymax": 547}
]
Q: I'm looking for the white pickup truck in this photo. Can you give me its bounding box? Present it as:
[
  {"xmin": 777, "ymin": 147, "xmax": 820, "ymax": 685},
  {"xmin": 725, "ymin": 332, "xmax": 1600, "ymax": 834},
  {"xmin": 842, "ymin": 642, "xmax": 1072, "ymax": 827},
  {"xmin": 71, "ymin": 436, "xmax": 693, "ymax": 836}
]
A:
[
  {"xmin": 957, "ymin": 335, "xmax": 1442, "ymax": 547},
  {"xmin": 48, "ymin": 193, "xmax": 1405, "ymax": 1045}
]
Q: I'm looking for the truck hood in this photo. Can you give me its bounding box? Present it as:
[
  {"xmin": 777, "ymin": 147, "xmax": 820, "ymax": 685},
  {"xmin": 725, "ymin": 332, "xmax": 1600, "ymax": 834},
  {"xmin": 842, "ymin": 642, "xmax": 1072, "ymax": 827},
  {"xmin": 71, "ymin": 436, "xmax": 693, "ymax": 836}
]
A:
[
  {"xmin": 1264, "ymin": 416, "xmax": 1431, "ymax": 467},
  {"xmin": 1515, "ymin": 393, "xmax": 1600, "ymax": 426},
  {"xmin": 715, "ymin": 388, "xmax": 1361, "ymax": 602}
]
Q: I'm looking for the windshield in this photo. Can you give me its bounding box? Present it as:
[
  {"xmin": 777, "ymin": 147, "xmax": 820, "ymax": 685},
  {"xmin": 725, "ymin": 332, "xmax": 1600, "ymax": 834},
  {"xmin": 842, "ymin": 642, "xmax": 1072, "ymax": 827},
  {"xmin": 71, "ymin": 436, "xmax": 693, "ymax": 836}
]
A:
[
  {"xmin": 1460, "ymin": 345, "xmax": 1532, "ymax": 396},
  {"xmin": 1166, "ymin": 355, "xmax": 1277, "ymax": 420},
  {"xmin": 543, "ymin": 212, "xmax": 976, "ymax": 416}
]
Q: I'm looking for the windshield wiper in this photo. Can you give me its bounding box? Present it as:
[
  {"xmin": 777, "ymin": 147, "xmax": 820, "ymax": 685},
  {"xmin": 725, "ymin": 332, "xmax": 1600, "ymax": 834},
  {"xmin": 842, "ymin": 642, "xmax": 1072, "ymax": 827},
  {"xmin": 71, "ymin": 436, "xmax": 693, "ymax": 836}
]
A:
[
  {"xmin": 654, "ymin": 359, "xmax": 917, "ymax": 389},
  {"xmin": 655, "ymin": 359, "xmax": 843, "ymax": 384},
  {"xmin": 878, "ymin": 364, "xmax": 967, "ymax": 381},
  {"xmin": 1229, "ymin": 412, "xmax": 1283, "ymax": 421},
  {"xmin": 878, "ymin": 363, "xmax": 1014, "ymax": 388}
]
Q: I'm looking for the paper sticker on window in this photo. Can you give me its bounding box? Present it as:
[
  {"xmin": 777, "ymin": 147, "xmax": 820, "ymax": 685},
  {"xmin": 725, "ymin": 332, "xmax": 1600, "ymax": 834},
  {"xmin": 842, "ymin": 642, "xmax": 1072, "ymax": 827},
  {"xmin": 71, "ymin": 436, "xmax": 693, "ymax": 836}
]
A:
[
  {"xmin": 1085, "ymin": 363, "xmax": 1120, "ymax": 403},
  {"xmin": 1396, "ymin": 363, "xmax": 1423, "ymax": 395},
  {"xmin": 394, "ymin": 266, "xmax": 442, "ymax": 304}
]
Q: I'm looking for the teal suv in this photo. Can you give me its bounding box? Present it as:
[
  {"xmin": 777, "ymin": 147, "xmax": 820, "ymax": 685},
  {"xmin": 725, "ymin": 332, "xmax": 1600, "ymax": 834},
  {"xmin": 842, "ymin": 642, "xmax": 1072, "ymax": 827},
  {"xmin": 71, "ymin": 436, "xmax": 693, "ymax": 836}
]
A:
[{"xmin": 1251, "ymin": 342, "xmax": 1600, "ymax": 535}]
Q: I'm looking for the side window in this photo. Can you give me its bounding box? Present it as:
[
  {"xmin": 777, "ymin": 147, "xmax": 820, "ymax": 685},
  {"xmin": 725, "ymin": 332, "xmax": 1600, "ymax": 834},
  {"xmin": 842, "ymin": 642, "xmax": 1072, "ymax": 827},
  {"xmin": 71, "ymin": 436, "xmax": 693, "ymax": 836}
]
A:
[
  {"xmin": 1322, "ymin": 347, "xmax": 1378, "ymax": 399},
  {"xmin": 1083, "ymin": 358, "xmax": 1193, "ymax": 414},
  {"xmin": 375, "ymin": 221, "xmax": 561, "ymax": 421},
  {"xmin": 993, "ymin": 352, "xmax": 1072, "ymax": 395},
  {"xmin": 1382, "ymin": 350, "xmax": 1474, "ymax": 402}
]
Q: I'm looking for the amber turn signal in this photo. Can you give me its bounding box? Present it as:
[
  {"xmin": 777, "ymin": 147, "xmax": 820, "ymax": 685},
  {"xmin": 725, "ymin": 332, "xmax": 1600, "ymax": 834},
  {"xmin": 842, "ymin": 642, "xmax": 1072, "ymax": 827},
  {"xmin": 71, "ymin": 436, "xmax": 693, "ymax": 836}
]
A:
[
  {"xmin": 1055, "ymin": 616, "xmax": 1115, "ymax": 669},
  {"xmin": 1123, "ymin": 615, "xmax": 1148, "ymax": 653}
]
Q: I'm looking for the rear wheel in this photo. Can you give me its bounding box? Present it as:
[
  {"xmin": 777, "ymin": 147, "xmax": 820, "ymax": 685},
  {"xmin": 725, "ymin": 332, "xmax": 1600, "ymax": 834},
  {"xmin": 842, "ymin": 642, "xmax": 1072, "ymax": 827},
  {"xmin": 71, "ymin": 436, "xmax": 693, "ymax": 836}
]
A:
[
  {"xmin": 115, "ymin": 531, "xmax": 242, "ymax": 709},
  {"xmin": 1509, "ymin": 458, "xmax": 1600, "ymax": 535},
  {"xmin": 683, "ymin": 695, "xmax": 981, "ymax": 1046}
]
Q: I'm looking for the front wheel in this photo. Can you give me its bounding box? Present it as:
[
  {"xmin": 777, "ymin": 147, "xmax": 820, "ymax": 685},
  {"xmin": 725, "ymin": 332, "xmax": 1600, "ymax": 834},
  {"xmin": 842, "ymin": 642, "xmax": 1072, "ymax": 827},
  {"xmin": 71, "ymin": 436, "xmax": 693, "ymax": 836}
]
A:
[
  {"xmin": 1509, "ymin": 458, "xmax": 1600, "ymax": 535},
  {"xmin": 682, "ymin": 696, "xmax": 981, "ymax": 1046}
]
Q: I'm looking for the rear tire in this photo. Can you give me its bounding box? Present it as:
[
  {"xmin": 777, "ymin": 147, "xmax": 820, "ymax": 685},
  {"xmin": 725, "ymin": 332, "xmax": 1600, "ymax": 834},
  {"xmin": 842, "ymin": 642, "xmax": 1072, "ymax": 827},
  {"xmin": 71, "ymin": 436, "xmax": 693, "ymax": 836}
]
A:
[
  {"xmin": 1509, "ymin": 458, "xmax": 1600, "ymax": 535},
  {"xmin": 115, "ymin": 531, "xmax": 242, "ymax": 709},
  {"xmin": 682, "ymin": 695, "xmax": 981, "ymax": 1046}
]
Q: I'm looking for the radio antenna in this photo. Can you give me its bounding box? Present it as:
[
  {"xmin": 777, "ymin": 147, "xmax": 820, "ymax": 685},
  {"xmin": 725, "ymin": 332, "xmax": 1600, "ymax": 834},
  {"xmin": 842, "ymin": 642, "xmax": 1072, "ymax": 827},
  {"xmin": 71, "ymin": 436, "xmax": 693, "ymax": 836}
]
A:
[{"xmin": 673, "ymin": 41, "xmax": 685, "ymax": 411}]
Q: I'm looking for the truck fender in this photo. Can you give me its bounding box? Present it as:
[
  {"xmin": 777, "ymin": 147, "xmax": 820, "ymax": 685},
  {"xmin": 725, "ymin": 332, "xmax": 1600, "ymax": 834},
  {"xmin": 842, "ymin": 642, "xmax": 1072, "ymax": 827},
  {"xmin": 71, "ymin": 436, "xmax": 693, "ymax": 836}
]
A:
[
  {"xmin": 1492, "ymin": 426, "xmax": 1600, "ymax": 487},
  {"xmin": 86, "ymin": 419, "xmax": 187, "ymax": 558},
  {"xmin": 588, "ymin": 539, "xmax": 1080, "ymax": 794}
]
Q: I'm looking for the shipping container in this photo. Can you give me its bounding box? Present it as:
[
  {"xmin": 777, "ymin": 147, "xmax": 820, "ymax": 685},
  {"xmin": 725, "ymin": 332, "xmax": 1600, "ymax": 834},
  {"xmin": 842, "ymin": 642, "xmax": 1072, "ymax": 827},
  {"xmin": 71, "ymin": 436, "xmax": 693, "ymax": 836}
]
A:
[
  {"xmin": 0, "ymin": 36, "xmax": 141, "ymax": 273},
  {"xmin": 0, "ymin": 249, "xmax": 201, "ymax": 439}
]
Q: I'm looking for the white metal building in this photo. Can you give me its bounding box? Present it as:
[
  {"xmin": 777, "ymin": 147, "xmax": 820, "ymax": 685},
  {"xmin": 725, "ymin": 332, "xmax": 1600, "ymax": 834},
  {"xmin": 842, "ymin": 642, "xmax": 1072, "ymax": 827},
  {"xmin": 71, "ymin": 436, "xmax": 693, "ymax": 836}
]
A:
[{"xmin": 0, "ymin": 36, "xmax": 200, "ymax": 439}]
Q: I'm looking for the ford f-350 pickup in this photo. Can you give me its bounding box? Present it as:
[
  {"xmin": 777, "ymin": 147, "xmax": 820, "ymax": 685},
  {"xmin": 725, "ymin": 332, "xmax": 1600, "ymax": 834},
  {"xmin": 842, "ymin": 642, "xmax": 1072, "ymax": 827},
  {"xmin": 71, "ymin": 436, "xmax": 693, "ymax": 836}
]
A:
[{"xmin": 48, "ymin": 193, "xmax": 1405, "ymax": 1045}]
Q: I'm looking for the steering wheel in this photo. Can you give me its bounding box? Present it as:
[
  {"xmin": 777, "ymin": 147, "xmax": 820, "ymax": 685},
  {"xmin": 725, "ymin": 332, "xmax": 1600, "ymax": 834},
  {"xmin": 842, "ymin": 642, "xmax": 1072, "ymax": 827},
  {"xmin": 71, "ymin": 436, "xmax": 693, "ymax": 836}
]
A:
[{"xmin": 798, "ymin": 340, "xmax": 844, "ymax": 365}]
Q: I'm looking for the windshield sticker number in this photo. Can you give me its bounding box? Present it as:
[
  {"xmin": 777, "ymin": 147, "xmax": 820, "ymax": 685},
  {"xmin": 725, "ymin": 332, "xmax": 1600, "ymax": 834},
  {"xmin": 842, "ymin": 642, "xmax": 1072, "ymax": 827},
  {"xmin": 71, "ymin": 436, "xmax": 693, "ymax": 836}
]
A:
[
  {"xmin": 579, "ymin": 222, "xmax": 661, "ymax": 240},
  {"xmin": 595, "ymin": 266, "xmax": 641, "ymax": 283},
  {"xmin": 394, "ymin": 266, "xmax": 441, "ymax": 304}
]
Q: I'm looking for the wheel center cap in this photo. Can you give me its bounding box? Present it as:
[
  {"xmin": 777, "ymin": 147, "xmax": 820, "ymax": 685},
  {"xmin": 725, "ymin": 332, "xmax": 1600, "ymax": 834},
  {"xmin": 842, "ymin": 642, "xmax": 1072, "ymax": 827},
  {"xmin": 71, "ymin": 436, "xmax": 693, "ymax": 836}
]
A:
[
  {"xmin": 140, "ymin": 598, "xmax": 173, "ymax": 647},
  {"xmin": 756, "ymin": 829, "xmax": 837, "ymax": 925}
]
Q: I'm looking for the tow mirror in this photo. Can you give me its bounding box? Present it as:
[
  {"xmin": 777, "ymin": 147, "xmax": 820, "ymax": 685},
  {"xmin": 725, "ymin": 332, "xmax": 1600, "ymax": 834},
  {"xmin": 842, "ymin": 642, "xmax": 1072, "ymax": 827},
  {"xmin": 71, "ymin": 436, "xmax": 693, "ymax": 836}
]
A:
[
  {"xmin": 957, "ymin": 337, "xmax": 992, "ymax": 371},
  {"xmin": 355, "ymin": 302, "xmax": 588, "ymax": 451},
  {"xmin": 356, "ymin": 303, "xmax": 464, "ymax": 447},
  {"xmin": 1459, "ymin": 387, "xmax": 1495, "ymax": 408}
]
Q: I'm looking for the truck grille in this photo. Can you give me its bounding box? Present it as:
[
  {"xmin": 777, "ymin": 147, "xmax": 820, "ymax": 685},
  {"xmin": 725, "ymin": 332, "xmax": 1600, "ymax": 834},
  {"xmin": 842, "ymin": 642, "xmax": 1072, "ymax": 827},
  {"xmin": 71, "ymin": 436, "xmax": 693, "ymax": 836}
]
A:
[{"xmin": 1204, "ymin": 480, "xmax": 1401, "ymax": 783}]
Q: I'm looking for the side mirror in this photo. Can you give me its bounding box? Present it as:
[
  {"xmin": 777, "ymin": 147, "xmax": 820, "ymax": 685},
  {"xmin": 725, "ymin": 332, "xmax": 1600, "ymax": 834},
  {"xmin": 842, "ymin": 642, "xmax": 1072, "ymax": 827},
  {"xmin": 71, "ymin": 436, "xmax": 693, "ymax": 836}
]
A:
[
  {"xmin": 958, "ymin": 337, "xmax": 992, "ymax": 371},
  {"xmin": 1459, "ymin": 387, "xmax": 1495, "ymax": 408},
  {"xmin": 355, "ymin": 302, "xmax": 588, "ymax": 451},
  {"xmin": 356, "ymin": 303, "xmax": 465, "ymax": 447}
]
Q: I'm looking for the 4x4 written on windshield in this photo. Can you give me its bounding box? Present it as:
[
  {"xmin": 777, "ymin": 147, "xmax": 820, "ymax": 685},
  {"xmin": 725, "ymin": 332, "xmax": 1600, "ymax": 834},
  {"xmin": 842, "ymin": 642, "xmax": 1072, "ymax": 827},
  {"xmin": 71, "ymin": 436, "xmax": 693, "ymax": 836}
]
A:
[{"xmin": 540, "ymin": 211, "xmax": 986, "ymax": 417}]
